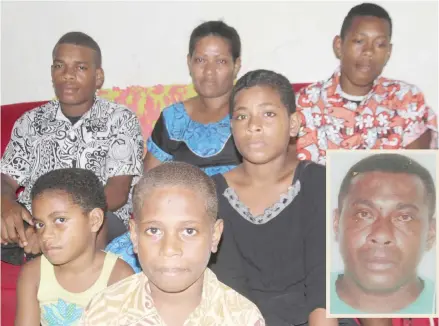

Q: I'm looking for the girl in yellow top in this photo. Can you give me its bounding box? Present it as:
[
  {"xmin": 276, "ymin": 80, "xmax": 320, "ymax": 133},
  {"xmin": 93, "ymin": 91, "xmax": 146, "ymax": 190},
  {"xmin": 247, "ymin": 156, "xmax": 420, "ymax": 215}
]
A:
[{"xmin": 15, "ymin": 168, "xmax": 134, "ymax": 326}]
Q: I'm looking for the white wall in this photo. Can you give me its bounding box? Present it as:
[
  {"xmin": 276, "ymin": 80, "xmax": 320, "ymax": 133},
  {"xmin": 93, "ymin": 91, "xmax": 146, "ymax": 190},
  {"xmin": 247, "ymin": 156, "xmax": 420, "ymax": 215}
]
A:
[{"xmin": 1, "ymin": 1, "xmax": 438, "ymax": 113}]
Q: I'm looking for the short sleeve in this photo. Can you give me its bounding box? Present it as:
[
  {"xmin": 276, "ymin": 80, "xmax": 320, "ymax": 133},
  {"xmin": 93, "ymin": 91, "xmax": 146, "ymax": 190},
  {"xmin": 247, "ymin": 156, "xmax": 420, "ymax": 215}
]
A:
[
  {"xmin": 105, "ymin": 109, "xmax": 144, "ymax": 180},
  {"xmin": 397, "ymin": 85, "xmax": 438, "ymax": 149},
  {"xmin": 0, "ymin": 113, "xmax": 33, "ymax": 186},
  {"xmin": 146, "ymin": 112, "xmax": 173, "ymax": 162},
  {"xmin": 301, "ymin": 163, "xmax": 327, "ymax": 315},
  {"xmin": 296, "ymin": 87, "xmax": 315, "ymax": 131},
  {"xmin": 296, "ymin": 86, "xmax": 324, "ymax": 164}
]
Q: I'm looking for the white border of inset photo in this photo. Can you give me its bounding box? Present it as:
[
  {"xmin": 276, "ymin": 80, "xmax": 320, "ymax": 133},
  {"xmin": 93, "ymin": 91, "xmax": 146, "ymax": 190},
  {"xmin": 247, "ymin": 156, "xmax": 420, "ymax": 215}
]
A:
[{"xmin": 326, "ymin": 149, "xmax": 438, "ymax": 319}]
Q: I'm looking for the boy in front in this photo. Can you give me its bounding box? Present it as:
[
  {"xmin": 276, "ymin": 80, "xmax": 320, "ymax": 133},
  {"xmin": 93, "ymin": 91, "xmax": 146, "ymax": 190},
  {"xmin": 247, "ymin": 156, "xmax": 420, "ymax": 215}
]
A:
[{"xmin": 81, "ymin": 162, "xmax": 264, "ymax": 325}]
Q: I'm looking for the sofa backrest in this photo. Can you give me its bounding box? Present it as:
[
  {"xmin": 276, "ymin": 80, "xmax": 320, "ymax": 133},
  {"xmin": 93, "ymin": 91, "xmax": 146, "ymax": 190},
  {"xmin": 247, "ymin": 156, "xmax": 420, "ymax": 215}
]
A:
[{"xmin": 1, "ymin": 83, "xmax": 310, "ymax": 156}]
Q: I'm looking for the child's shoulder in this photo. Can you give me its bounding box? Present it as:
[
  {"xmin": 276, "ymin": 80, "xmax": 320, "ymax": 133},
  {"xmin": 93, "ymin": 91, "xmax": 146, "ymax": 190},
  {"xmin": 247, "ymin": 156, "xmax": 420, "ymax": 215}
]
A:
[
  {"xmin": 217, "ymin": 281, "xmax": 255, "ymax": 307},
  {"xmin": 97, "ymin": 267, "xmax": 141, "ymax": 297},
  {"xmin": 93, "ymin": 251, "xmax": 135, "ymax": 286},
  {"xmin": 206, "ymin": 269, "xmax": 263, "ymax": 318},
  {"xmin": 106, "ymin": 252, "xmax": 135, "ymax": 286},
  {"xmin": 87, "ymin": 272, "xmax": 142, "ymax": 308},
  {"xmin": 297, "ymin": 160, "xmax": 325, "ymax": 180},
  {"xmin": 215, "ymin": 282, "xmax": 265, "ymax": 324},
  {"xmin": 81, "ymin": 272, "xmax": 143, "ymax": 322}
]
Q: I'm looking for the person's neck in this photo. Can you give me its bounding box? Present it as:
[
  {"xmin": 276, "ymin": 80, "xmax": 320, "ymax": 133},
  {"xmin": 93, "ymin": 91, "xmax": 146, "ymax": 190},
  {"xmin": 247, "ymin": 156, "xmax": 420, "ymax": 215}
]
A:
[
  {"xmin": 55, "ymin": 243, "xmax": 98, "ymax": 276},
  {"xmin": 241, "ymin": 152, "xmax": 298, "ymax": 187},
  {"xmin": 337, "ymin": 273, "xmax": 424, "ymax": 313},
  {"xmin": 197, "ymin": 92, "xmax": 230, "ymax": 114},
  {"xmin": 339, "ymin": 73, "xmax": 373, "ymax": 97},
  {"xmin": 60, "ymin": 98, "xmax": 95, "ymax": 117},
  {"xmin": 151, "ymin": 276, "xmax": 204, "ymax": 322}
]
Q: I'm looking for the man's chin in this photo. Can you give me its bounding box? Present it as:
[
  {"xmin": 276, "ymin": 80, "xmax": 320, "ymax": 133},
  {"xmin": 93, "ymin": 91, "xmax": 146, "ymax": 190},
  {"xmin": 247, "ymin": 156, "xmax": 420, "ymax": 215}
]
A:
[
  {"xmin": 356, "ymin": 277, "xmax": 401, "ymax": 294},
  {"xmin": 58, "ymin": 97, "xmax": 85, "ymax": 106}
]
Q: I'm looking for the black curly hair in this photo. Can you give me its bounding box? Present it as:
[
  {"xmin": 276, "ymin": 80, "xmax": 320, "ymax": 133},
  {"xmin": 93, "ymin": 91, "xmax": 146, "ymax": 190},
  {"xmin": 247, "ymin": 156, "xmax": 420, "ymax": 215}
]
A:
[{"xmin": 31, "ymin": 168, "xmax": 107, "ymax": 213}]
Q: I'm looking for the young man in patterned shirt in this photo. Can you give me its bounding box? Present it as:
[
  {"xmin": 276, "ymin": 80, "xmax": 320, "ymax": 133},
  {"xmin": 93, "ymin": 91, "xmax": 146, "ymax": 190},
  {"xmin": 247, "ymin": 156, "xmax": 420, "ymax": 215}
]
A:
[
  {"xmin": 296, "ymin": 3, "xmax": 438, "ymax": 165},
  {"xmin": 1, "ymin": 32, "xmax": 144, "ymax": 262}
]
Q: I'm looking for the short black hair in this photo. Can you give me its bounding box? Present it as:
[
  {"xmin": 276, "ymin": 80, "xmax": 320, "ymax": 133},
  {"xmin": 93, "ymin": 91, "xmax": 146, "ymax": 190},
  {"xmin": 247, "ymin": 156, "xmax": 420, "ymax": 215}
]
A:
[
  {"xmin": 229, "ymin": 69, "xmax": 296, "ymax": 115},
  {"xmin": 189, "ymin": 20, "xmax": 241, "ymax": 62},
  {"xmin": 340, "ymin": 3, "xmax": 392, "ymax": 40},
  {"xmin": 52, "ymin": 31, "xmax": 102, "ymax": 67},
  {"xmin": 31, "ymin": 168, "xmax": 107, "ymax": 213},
  {"xmin": 338, "ymin": 153, "xmax": 436, "ymax": 218},
  {"xmin": 133, "ymin": 162, "xmax": 218, "ymax": 221}
]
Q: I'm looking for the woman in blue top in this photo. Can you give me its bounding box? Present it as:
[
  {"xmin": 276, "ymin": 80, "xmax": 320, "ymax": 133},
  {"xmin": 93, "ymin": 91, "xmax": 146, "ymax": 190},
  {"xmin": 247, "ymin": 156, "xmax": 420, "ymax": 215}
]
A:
[
  {"xmin": 106, "ymin": 20, "xmax": 243, "ymax": 271},
  {"xmin": 144, "ymin": 20, "xmax": 242, "ymax": 175}
]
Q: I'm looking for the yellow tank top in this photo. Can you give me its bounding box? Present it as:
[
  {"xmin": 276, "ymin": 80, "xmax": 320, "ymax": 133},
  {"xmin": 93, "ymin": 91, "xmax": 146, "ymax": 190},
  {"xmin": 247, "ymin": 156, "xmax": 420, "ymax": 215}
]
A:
[{"xmin": 38, "ymin": 251, "xmax": 118, "ymax": 326}]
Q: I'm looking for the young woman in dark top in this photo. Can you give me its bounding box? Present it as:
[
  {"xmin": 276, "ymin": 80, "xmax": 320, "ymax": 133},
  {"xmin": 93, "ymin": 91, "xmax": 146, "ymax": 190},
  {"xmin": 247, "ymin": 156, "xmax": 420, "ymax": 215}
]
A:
[{"xmin": 209, "ymin": 69, "xmax": 336, "ymax": 326}]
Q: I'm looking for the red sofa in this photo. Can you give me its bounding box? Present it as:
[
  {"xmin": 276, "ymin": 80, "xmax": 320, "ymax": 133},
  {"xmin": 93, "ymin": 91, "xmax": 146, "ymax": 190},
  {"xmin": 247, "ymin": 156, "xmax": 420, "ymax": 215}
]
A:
[
  {"xmin": 1, "ymin": 101, "xmax": 50, "ymax": 326},
  {"xmin": 1, "ymin": 86, "xmax": 437, "ymax": 326}
]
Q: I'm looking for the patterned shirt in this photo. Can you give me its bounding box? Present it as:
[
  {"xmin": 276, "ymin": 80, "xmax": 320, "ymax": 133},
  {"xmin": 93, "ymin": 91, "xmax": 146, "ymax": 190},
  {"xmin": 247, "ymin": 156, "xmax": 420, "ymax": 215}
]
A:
[
  {"xmin": 296, "ymin": 67, "xmax": 438, "ymax": 165},
  {"xmin": 80, "ymin": 268, "xmax": 265, "ymax": 326},
  {"xmin": 1, "ymin": 97, "xmax": 144, "ymax": 224}
]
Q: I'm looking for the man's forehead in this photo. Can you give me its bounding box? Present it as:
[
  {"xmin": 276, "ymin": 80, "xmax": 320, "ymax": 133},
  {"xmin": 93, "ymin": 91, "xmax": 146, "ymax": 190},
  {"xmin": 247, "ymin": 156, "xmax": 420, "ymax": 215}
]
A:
[
  {"xmin": 347, "ymin": 15, "xmax": 391, "ymax": 35},
  {"xmin": 53, "ymin": 43, "xmax": 96, "ymax": 60},
  {"xmin": 346, "ymin": 171, "xmax": 426, "ymax": 200}
]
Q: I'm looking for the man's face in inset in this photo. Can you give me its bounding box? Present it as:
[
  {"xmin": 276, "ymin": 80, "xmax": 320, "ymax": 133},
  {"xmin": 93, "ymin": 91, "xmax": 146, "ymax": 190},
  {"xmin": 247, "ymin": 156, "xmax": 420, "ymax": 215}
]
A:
[{"xmin": 334, "ymin": 171, "xmax": 436, "ymax": 293}]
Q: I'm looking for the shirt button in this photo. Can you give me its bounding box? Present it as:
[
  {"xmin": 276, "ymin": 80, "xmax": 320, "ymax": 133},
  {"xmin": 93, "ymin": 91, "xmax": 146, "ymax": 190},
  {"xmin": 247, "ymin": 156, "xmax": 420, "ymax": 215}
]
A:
[{"xmin": 68, "ymin": 131, "xmax": 77, "ymax": 141}]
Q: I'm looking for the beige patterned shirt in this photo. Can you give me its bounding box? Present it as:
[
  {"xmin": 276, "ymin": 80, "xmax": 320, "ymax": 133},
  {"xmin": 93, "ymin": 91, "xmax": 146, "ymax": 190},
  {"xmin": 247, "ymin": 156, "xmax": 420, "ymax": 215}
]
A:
[{"xmin": 80, "ymin": 268, "xmax": 265, "ymax": 326}]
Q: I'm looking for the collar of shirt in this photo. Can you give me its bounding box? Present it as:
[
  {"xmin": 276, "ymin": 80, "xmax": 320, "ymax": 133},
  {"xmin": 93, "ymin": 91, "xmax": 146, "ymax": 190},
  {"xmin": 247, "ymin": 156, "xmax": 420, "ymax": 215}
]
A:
[
  {"xmin": 323, "ymin": 66, "xmax": 384, "ymax": 102},
  {"xmin": 54, "ymin": 97, "xmax": 97, "ymax": 126}
]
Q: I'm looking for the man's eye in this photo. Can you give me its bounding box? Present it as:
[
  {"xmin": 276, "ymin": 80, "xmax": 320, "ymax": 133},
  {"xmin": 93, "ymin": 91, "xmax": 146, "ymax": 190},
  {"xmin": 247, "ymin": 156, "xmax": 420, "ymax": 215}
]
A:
[
  {"xmin": 182, "ymin": 228, "xmax": 197, "ymax": 236},
  {"xmin": 355, "ymin": 210, "xmax": 374, "ymax": 220},
  {"xmin": 394, "ymin": 214, "xmax": 413, "ymax": 223}
]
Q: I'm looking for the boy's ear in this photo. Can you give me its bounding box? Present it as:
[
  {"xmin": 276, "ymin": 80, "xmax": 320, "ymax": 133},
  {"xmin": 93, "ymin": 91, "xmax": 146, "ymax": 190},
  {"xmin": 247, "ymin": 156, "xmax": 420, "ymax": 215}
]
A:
[
  {"xmin": 333, "ymin": 208, "xmax": 341, "ymax": 242},
  {"xmin": 426, "ymin": 216, "xmax": 436, "ymax": 251},
  {"xmin": 89, "ymin": 208, "xmax": 105, "ymax": 233},
  {"xmin": 233, "ymin": 57, "xmax": 241, "ymax": 80},
  {"xmin": 187, "ymin": 54, "xmax": 192, "ymax": 76},
  {"xmin": 211, "ymin": 219, "xmax": 224, "ymax": 253},
  {"xmin": 289, "ymin": 112, "xmax": 301, "ymax": 138},
  {"xmin": 95, "ymin": 68, "xmax": 105, "ymax": 89},
  {"xmin": 333, "ymin": 35, "xmax": 343, "ymax": 60},
  {"xmin": 384, "ymin": 43, "xmax": 393, "ymax": 67},
  {"xmin": 129, "ymin": 219, "xmax": 139, "ymax": 254}
]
